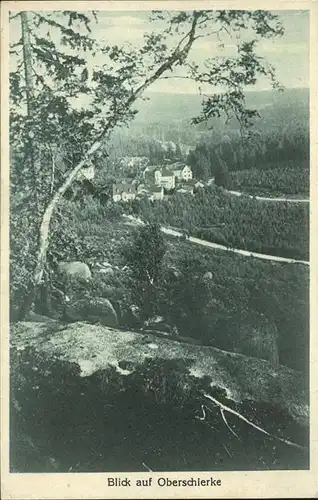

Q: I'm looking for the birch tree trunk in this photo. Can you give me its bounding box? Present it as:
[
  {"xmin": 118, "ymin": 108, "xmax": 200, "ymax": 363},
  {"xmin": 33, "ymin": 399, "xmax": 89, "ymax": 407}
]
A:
[
  {"xmin": 20, "ymin": 12, "xmax": 40, "ymax": 215},
  {"xmin": 20, "ymin": 12, "xmax": 34, "ymax": 113},
  {"xmin": 18, "ymin": 13, "xmax": 201, "ymax": 319}
]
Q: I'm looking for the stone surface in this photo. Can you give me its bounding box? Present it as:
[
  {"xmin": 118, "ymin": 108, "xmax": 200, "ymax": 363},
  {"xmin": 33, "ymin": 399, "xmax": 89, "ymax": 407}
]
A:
[
  {"xmin": 203, "ymin": 271, "xmax": 213, "ymax": 280},
  {"xmin": 58, "ymin": 261, "xmax": 92, "ymax": 280},
  {"xmin": 11, "ymin": 321, "xmax": 308, "ymax": 427},
  {"xmin": 98, "ymin": 267, "xmax": 114, "ymax": 276},
  {"xmin": 25, "ymin": 311, "xmax": 60, "ymax": 324},
  {"xmin": 65, "ymin": 297, "xmax": 118, "ymax": 327}
]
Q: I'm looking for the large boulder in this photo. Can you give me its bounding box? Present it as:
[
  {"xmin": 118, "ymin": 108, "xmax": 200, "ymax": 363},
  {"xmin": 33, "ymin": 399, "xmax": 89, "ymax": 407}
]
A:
[
  {"xmin": 65, "ymin": 297, "xmax": 118, "ymax": 327},
  {"xmin": 10, "ymin": 321, "xmax": 308, "ymax": 427},
  {"xmin": 95, "ymin": 285, "xmax": 125, "ymax": 301},
  {"xmin": 25, "ymin": 311, "xmax": 60, "ymax": 324},
  {"xmin": 203, "ymin": 271, "xmax": 213, "ymax": 280},
  {"xmin": 98, "ymin": 267, "xmax": 114, "ymax": 277},
  {"xmin": 10, "ymin": 321, "xmax": 309, "ymax": 474},
  {"xmin": 58, "ymin": 261, "xmax": 91, "ymax": 281}
]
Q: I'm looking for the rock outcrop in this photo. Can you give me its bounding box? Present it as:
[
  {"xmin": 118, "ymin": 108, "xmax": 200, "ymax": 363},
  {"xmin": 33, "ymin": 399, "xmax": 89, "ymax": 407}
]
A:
[
  {"xmin": 11, "ymin": 321, "xmax": 308, "ymax": 427},
  {"xmin": 65, "ymin": 297, "xmax": 118, "ymax": 327},
  {"xmin": 58, "ymin": 261, "xmax": 92, "ymax": 280},
  {"xmin": 10, "ymin": 321, "xmax": 309, "ymax": 473},
  {"xmin": 203, "ymin": 271, "xmax": 213, "ymax": 280}
]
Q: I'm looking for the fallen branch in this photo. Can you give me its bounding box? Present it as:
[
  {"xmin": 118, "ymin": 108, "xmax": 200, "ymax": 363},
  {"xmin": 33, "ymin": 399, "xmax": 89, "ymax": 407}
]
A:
[
  {"xmin": 196, "ymin": 404, "xmax": 207, "ymax": 421},
  {"xmin": 146, "ymin": 270, "xmax": 155, "ymax": 286},
  {"xmin": 220, "ymin": 408, "xmax": 239, "ymax": 438},
  {"xmin": 203, "ymin": 392, "xmax": 306, "ymax": 450},
  {"xmin": 222, "ymin": 444, "xmax": 232, "ymax": 459},
  {"xmin": 195, "ymin": 404, "xmax": 217, "ymax": 429},
  {"xmin": 142, "ymin": 461, "xmax": 153, "ymax": 472}
]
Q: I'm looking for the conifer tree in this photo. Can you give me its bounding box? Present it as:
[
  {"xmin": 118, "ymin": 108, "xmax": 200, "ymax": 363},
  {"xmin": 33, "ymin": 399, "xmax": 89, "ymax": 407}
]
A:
[{"xmin": 9, "ymin": 8, "xmax": 284, "ymax": 317}]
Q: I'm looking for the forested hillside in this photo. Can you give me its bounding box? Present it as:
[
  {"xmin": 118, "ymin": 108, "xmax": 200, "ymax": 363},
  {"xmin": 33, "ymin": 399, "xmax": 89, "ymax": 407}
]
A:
[
  {"xmin": 8, "ymin": 8, "xmax": 310, "ymax": 477},
  {"xmin": 228, "ymin": 163, "xmax": 309, "ymax": 197},
  {"xmin": 132, "ymin": 87, "xmax": 308, "ymax": 129},
  {"xmin": 188, "ymin": 129, "xmax": 308, "ymax": 188},
  {"xmin": 12, "ymin": 196, "xmax": 308, "ymax": 374},
  {"xmin": 107, "ymin": 87, "xmax": 309, "ymax": 202},
  {"xmin": 129, "ymin": 186, "xmax": 309, "ymax": 260}
]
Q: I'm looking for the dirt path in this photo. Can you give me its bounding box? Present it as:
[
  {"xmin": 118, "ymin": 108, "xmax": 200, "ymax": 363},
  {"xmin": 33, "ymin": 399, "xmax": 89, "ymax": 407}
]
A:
[{"xmin": 123, "ymin": 215, "xmax": 309, "ymax": 266}]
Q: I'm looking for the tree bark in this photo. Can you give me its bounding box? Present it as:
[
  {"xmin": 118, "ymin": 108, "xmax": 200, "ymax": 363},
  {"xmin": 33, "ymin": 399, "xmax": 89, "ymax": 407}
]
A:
[
  {"xmin": 19, "ymin": 12, "xmax": 201, "ymax": 319},
  {"xmin": 20, "ymin": 12, "xmax": 34, "ymax": 112},
  {"xmin": 20, "ymin": 12, "xmax": 40, "ymax": 215}
]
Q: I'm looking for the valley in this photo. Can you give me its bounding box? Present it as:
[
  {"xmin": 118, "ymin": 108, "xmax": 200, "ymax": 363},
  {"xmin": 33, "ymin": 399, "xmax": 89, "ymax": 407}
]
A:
[{"xmin": 9, "ymin": 39, "xmax": 310, "ymax": 473}]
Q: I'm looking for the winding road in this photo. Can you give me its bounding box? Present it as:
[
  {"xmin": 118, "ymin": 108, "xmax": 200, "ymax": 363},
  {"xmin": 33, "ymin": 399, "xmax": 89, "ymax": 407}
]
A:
[
  {"xmin": 227, "ymin": 189, "xmax": 309, "ymax": 203},
  {"xmin": 122, "ymin": 215, "xmax": 309, "ymax": 266}
]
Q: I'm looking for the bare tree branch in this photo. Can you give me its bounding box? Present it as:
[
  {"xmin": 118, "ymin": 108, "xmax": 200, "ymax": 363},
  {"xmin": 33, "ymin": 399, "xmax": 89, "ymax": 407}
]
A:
[
  {"xmin": 142, "ymin": 462, "xmax": 153, "ymax": 472},
  {"xmin": 203, "ymin": 393, "xmax": 306, "ymax": 450},
  {"xmin": 220, "ymin": 408, "xmax": 239, "ymax": 438},
  {"xmin": 9, "ymin": 12, "xmax": 21, "ymax": 21},
  {"xmin": 50, "ymin": 152, "xmax": 55, "ymax": 194}
]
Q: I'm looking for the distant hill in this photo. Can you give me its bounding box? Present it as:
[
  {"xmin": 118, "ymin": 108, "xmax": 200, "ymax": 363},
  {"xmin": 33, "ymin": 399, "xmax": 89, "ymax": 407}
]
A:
[
  {"xmin": 109, "ymin": 87, "xmax": 309, "ymax": 150},
  {"xmin": 131, "ymin": 87, "xmax": 309, "ymax": 130}
]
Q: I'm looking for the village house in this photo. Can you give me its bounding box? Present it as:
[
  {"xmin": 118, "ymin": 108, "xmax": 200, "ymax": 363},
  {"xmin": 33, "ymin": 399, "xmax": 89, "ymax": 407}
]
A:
[
  {"xmin": 159, "ymin": 168, "xmax": 176, "ymax": 190},
  {"xmin": 207, "ymin": 177, "xmax": 215, "ymax": 185},
  {"xmin": 112, "ymin": 181, "xmax": 137, "ymax": 202},
  {"xmin": 143, "ymin": 166, "xmax": 161, "ymax": 184},
  {"xmin": 143, "ymin": 166, "xmax": 175, "ymax": 190},
  {"xmin": 183, "ymin": 178, "xmax": 205, "ymax": 190},
  {"xmin": 194, "ymin": 180, "xmax": 205, "ymax": 189},
  {"xmin": 149, "ymin": 186, "xmax": 164, "ymax": 201},
  {"xmin": 120, "ymin": 156, "xmax": 149, "ymax": 169},
  {"xmin": 182, "ymin": 165, "xmax": 193, "ymax": 181},
  {"xmin": 176, "ymin": 184, "xmax": 195, "ymax": 195},
  {"xmin": 137, "ymin": 183, "xmax": 149, "ymax": 195},
  {"xmin": 170, "ymin": 163, "xmax": 193, "ymax": 181}
]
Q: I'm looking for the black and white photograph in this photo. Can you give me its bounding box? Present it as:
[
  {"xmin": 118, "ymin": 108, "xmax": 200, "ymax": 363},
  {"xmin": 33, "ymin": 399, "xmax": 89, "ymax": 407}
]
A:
[{"xmin": 1, "ymin": 1, "xmax": 317, "ymax": 498}]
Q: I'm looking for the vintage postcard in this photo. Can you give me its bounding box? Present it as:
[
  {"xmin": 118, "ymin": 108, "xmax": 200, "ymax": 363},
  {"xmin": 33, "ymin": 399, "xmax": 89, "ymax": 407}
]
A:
[{"xmin": 1, "ymin": 0, "xmax": 317, "ymax": 498}]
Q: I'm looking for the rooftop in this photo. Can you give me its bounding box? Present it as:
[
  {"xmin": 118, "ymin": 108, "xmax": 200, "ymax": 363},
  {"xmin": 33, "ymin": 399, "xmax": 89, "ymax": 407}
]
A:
[
  {"xmin": 177, "ymin": 184, "xmax": 194, "ymax": 193},
  {"xmin": 150, "ymin": 186, "xmax": 164, "ymax": 193},
  {"xmin": 113, "ymin": 182, "xmax": 137, "ymax": 193},
  {"xmin": 161, "ymin": 168, "xmax": 174, "ymax": 177},
  {"xmin": 170, "ymin": 162, "xmax": 184, "ymax": 169},
  {"xmin": 144, "ymin": 165, "xmax": 161, "ymax": 173}
]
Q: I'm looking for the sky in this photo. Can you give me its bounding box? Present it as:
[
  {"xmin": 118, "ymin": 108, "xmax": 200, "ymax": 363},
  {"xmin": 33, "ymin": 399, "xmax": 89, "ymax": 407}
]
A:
[
  {"xmin": 92, "ymin": 9, "xmax": 309, "ymax": 94},
  {"xmin": 9, "ymin": 9, "xmax": 309, "ymax": 95}
]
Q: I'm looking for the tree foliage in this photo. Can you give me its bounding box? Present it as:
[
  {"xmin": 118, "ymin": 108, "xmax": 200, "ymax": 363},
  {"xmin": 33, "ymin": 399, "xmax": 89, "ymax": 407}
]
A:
[
  {"xmin": 122, "ymin": 224, "xmax": 167, "ymax": 319},
  {"xmin": 130, "ymin": 186, "xmax": 309, "ymax": 260},
  {"xmin": 163, "ymin": 255, "xmax": 213, "ymax": 340},
  {"xmin": 9, "ymin": 8, "xmax": 285, "ymax": 317},
  {"xmin": 229, "ymin": 164, "xmax": 309, "ymax": 196},
  {"xmin": 187, "ymin": 125, "xmax": 309, "ymax": 182}
]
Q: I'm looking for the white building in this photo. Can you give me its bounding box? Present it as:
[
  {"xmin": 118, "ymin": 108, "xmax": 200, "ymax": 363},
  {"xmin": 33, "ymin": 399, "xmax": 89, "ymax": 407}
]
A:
[
  {"xmin": 154, "ymin": 169, "xmax": 161, "ymax": 185},
  {"xmin": 149, "ymin": 186, "xmax": 164, "ymax": 201},
  {"xmin": 112, "ymin": 182, "xmax": 137, "ymax": 202},
  {"xmin": 182, "ymin": 165, "xmax": 193, "ymax": 181},
  {"xmin": 120, "ymin": 156, "xmax": 149, "ymax": 169},
  {"xmin": 159, "ymin": 168, "xmax": 176, "ymax": 190},
  {"xmin": 78, "ymin": 164, "xmax": 95, "ymax": 181},
  {"xmin": 171, "ymin": 163, "xmax": 193, "ymax": 181},
  {"xmin": 176, "ymin": 184, "xmax": 194, "ymax": 195},
  {"xmin": 194, "ymin": 180, "xmax": 205, "ymax": 189}
]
